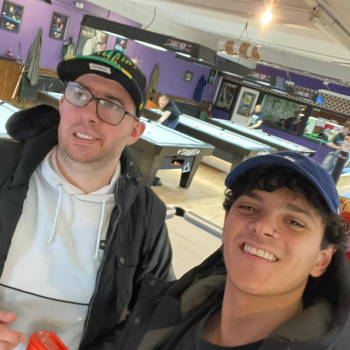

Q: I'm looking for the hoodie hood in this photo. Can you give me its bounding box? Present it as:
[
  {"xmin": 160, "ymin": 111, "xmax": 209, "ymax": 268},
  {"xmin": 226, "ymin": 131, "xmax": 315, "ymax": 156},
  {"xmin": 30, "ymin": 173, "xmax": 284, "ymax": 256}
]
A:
[
  {"xmin": 5, "ymin": 104, "xmax": 143, "ymax": 219},
  {"xmin": 6, "ymin": 104, "xmax": 60, "ymax": 143}
]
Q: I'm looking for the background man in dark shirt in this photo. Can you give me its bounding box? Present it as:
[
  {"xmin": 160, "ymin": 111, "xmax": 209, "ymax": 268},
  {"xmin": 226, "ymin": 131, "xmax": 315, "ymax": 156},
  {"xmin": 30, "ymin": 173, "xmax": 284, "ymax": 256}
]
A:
[
  {"xmin": 247, "ymin": 105, "xmax": 264, "ymax": 129},
  {"xmin": 323, "ymin": 121, "xmax": 350, "ymax": 173},
  {"xmin": 157, "ymin": 94, "xmax": 181, "ymax": 129}
]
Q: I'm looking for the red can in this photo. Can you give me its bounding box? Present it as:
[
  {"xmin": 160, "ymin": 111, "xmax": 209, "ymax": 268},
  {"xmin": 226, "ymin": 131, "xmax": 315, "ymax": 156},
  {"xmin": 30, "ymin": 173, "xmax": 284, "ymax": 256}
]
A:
[{"xmin": 26, "ymin": 332, "xmax": 69, "ymax": 350}]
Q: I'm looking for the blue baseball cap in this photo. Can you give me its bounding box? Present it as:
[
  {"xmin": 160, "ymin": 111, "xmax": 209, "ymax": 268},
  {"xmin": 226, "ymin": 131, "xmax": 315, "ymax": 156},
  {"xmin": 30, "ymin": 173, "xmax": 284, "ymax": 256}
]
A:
[{"xmin": 225, "ymin": 151, "xmax": 339, "ymax": 213}]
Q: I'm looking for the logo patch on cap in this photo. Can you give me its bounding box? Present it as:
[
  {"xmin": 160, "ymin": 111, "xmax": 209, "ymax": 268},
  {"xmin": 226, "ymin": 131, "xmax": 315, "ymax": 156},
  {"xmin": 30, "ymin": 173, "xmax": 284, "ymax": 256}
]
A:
[{"xmin": 89, "ymin": 63, "xmax": 111, "ymax": 75}]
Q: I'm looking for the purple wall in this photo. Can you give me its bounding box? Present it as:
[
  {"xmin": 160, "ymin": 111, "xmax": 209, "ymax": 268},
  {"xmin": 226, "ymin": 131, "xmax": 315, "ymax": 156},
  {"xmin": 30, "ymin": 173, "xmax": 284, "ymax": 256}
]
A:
[
  {"xmin": 256, "ymin": 64, "xmax": 350, "ymax": 97},
  {"xmin": 212, "ymin": 107, "xmax": 230, "ymax": 119},
  {"xmin": 0, "ymin": 0, "xmax": 219, "ymax": 101},
  {"xmin": 262, "ymin": 125, "xmax": 330, "ymax": 164},
  {"xmin": 0, "ymin": 0, "xmax": 140, "ymax": 70},
  {"xmin": 127, "ymin": 43, "xmax": 220, "ymax": 102}
]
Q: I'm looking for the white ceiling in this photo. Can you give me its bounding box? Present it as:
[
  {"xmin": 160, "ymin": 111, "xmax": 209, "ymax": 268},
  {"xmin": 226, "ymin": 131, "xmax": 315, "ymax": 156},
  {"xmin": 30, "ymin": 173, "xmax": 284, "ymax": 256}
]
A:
[{"xmin": 88, "ymin": 0, "xmax": 350, "ymax": 84}]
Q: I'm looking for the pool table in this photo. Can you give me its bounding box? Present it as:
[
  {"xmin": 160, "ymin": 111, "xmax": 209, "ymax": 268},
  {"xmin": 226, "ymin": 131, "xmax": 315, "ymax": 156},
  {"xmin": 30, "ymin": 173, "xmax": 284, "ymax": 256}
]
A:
[
  {"xmin": 209, "ymin": 118, "xmax": 316, "ymax": 156},
  {"xmin": 142, "ymin": 108, "xmax": 277, "ymax": 170}
]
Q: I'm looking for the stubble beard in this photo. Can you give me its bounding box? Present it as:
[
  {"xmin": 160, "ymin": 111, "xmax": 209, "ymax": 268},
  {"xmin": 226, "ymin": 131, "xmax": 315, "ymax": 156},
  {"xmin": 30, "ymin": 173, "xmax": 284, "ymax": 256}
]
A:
[{"xmin": 58, "ymin": 136, "xmax": 122, "ymax": 172}]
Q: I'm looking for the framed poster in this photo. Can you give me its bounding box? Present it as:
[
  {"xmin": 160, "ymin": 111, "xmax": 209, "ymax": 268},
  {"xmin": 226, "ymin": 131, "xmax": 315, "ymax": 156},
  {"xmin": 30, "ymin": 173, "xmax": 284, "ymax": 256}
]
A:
[
  {"xmin": 184, "ymin": 71, "xmax": 193, "ymax": 82},
  {"xmin": 214, "ymin": 80, "xmax": 237, "ymax": 112},
  {"xmin": 76, "ymin": 26, "xmax": 108, "ymax": 55},
  {"xmin": 231, "ymin": 86, "xmax": 260, "ymax": 124},
  {"xmin": 208, "ymin": 69, "xmax": 217, "ymax": 84},
  {"xmin": 49, "ymin": 12, "xmax": 69, "ymax": 41},
  {"xmin": 114, "ymin": 37, "xmax": 128, "ymax": 54},
  {"xmin": 0, "ymin": 1, "xmax": 24, "ymax": 33}
]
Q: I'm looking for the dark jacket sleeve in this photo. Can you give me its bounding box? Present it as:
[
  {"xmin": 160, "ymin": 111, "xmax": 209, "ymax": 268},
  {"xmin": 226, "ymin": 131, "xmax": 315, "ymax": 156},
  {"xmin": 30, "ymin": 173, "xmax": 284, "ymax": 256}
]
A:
[
  {"xmin": 138, "ymin": 188, "xmax": 175, "ymax": 282},
  {"xmin": 142, "ymin": 220, "xmax": 175, "ymax": 281}
]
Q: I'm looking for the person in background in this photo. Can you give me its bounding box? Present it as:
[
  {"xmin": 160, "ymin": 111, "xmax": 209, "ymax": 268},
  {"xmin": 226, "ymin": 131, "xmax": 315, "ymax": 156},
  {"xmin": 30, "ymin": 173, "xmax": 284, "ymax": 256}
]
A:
[
  {"xmin": 286, "ymin": 111, "xmax": 301, "ymax": 132},
  {"xmin": 157, "ymin": 94, "xmax": 181, "ymax": 129},
  {"xmin": 153, "ymin": 94, "xmax": 181, "ymax": 186},
  {"xmin": 117, "ymin": 152, "xmax": 350, "ymax": 350},
  {"xmin": 247, "ymin": 104, "xmax": 264, "ymax": 129},
  {"xmin": 0, "ymin": 50, "xmax": 173, "ymax": 350},
  {"xmin": 323, "ymin": 121, "xmax": 350, "ymax": 173}
]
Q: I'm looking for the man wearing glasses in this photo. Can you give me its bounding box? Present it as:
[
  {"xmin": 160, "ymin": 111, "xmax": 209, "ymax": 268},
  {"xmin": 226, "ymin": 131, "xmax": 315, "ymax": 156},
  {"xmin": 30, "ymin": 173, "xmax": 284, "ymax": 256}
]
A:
[{"xmin": 0, "ymin": 50, "xmax": 173, "ymax": 350}]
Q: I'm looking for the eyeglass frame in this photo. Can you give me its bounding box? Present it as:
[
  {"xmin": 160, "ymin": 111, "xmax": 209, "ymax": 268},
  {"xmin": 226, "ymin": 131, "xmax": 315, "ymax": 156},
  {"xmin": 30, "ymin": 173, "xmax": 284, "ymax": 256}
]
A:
[{"xmin": 63, "ymin": 81, "xmax": 140, "ymax": 126}]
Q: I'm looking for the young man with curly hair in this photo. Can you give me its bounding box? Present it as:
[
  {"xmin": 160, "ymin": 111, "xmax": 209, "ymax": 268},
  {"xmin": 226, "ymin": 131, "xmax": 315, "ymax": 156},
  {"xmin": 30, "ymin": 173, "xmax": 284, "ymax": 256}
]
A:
[{"xmin": 117, "ymin": 151, "xmax": 350, "ymax": 350}]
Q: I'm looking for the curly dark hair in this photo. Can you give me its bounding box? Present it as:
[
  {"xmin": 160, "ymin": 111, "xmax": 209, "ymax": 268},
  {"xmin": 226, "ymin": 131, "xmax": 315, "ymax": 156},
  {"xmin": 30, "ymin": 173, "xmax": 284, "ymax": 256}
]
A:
[{"xmin": 223, "ymin": 165, "xmax": 350, "ymax": 252}]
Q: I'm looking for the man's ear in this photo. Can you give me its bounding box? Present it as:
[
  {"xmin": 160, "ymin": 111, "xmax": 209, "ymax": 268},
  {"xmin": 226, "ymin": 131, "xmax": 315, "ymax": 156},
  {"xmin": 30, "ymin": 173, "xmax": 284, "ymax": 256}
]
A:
[
  {"xmin": 126, "ymin": 121, "xmax": 146, "ymax": 146},
  {"xmin": 310, "ymin": 246, "xmax": 336, "ymax": 278}
]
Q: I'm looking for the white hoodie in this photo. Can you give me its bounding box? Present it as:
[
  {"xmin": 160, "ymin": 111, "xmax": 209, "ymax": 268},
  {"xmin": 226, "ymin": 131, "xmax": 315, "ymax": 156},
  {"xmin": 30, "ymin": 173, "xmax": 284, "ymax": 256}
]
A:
[{"xmin": 0, "ymin": 146, "xmax": 120, "ymax": 349}]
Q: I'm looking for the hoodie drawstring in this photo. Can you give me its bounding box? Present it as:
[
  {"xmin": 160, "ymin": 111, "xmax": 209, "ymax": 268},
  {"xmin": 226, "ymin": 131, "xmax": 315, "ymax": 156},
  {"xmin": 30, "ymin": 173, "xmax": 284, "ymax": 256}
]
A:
[
  {"xmin": 95, "ymin": 200, "xmax": 107, "ymax": 260},
  {"xmin": 48, "ymin": 184, "xmax": 63, "ymax": 244},
  {"xmin": 48, "ymin": 185, "xmax": 108, "ymax": 260}
]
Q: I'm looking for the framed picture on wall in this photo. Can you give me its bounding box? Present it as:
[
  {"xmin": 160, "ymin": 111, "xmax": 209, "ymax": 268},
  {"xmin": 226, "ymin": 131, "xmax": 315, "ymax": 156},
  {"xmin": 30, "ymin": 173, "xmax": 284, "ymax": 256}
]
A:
[
  {"xmin": 76, "ymin": 25, "xmax": 109, "ymax": 55},
  {"xmin": 114, "ymin": 36, "xmax": 128, "ymax": 54},
  {"xmin": 231, "ymin": 86, "xmax": 260, "ymax": 124},
  {"xmin": 49, "ymin": 12, "xmax": 69, "ymax": 41},
  {"xmin": 214, "ymin": 80, "xmax": 237, "ymax": 112},
  {"xmin": 184, "ymin": 71, "xmax": 193, "ymax": 82},
  {"xmin": 0, "ymin": 1, "xmax": 24, "ymax": 34}
]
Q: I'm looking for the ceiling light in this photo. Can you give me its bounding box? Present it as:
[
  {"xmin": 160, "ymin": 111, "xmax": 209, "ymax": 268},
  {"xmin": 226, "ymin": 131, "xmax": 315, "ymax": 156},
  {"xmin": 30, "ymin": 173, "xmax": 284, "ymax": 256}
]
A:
[
  {"xmin": 258, "ymin": 81, "xmax": 270, "ymax": 86},
  {"xmin": 222, "ymin": 71, "xmax": 243, "ymax": 78},
  {"xmin": 103, "ymin": 31, "xmax": 128, "ymax": 39},
  {"xmin": 176, "ymin": 52, "xmax": 191, "ymax": 58},
  {"xmin": 134, "ymin": 40, "xmax": 167, "ymax": 51},
  {"xmin": 272, "ymin": 89, "xmax": 287, "ymax": 94},
  {"xmin": 243, "ymin": 81, "xmax": 261, "ymax": 88},
  {"xmin": 261, "ymin": 8, "xmax": 273, "ymax": 26}
]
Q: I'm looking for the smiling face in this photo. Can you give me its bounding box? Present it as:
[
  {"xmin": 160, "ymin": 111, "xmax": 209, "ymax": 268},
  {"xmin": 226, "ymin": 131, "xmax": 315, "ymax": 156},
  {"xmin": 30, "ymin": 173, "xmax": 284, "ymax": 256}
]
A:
[
  {"xmin": 58, "ymin": 74, "xmax": 145, "ymax": 168},
  {"xmin": 223, "ymin": 188, "xmax": 334, "ymax": 298}
]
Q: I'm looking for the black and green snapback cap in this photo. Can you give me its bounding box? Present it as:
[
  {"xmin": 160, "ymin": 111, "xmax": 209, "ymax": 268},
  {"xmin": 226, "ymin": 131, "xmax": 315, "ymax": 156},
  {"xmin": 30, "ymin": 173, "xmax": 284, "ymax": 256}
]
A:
[{"xmin": 57, "ymin": 50, "xmax": 147, "ymax": 116}]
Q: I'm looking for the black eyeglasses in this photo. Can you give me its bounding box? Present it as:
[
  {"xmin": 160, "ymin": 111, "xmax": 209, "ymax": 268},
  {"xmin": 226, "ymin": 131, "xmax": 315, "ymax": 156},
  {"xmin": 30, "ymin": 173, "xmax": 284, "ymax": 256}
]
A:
[{"xmin": 64, "ymin": 81, "xmax": 139, "ymax": 126}]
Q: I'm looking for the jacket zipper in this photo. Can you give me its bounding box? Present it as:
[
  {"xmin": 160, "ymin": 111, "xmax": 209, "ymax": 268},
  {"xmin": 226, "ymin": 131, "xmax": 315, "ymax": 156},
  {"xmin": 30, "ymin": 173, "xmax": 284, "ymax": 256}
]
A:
[{"xmin": 84, "ymin": 181, "xmax": 122, "ymax": 332}]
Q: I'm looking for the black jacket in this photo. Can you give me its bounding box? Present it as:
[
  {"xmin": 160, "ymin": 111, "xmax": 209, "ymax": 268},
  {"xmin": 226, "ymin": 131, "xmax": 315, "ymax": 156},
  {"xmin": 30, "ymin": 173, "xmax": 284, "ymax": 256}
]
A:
[
  {"xmin": 117, "ymin": 248, "xmax": 350, "ymax": 350},
  {"xmin": 0, "ymin": 105, "xmax": 173, "ymax": 349}
]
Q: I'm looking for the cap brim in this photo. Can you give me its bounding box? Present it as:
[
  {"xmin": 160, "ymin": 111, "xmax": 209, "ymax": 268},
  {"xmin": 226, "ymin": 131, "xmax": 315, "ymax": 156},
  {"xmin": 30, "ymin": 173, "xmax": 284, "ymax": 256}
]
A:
[{"xmin": 225, "ymin": 154, "xmax": 338, "ymax": 213}]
